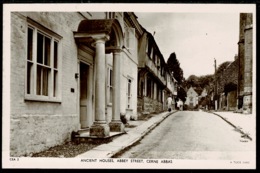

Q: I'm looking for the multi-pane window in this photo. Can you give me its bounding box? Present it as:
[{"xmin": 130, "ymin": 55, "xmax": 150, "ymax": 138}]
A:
[
  {"xmin": 26, "ymin": 21, "xmax": 61, "ymax": 101},
  {"xmin": 124, "ymin": 27, "xmax": 135, "ymax": 54},
  {"xmin": 107, "ymin": 12, "xmax": 115, "ymax": 19},
  {"xmin": 107, "ymin": 67, "xmax": 113, "ymax": 104}
]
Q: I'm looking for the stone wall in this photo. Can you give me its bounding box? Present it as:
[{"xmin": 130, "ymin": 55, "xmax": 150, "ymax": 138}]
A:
[
  {"xmin": 237, "ymin": 13, "xmax": 253, "ymax": 113},
  {"xmin": 227, "ymin": 90, "xmax": 237, "ymax": 111},
  {"xmin": 138, "ymin": 96, "xmax": 163, "ymax": 114},
  {"xmin": 10, "ymin": 12, "xmax": 85, "ymax": 156},
  {"xmin": 10, "ymin": 114, "xmax": 78, "ymax": 157}
]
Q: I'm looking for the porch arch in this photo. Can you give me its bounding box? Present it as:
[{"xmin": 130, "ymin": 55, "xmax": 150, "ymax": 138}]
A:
[{"xmin": 74, "ymin": 19, "xmax": 125, "ymax": 137}]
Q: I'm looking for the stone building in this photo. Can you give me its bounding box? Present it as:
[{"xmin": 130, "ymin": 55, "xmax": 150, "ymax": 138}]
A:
[
  {"xmin": 137, "ymin": 28, "xmax": 177, "ymax": 115},
  {"xmin": 215, "ymin": 56, "xmax": 239, "ymax": 111},
  {"xmin": 9, "ymin": 11, "xmax": 140, "ymax": 156},
  {"xmin": 237, "ymin": 13, "xmax": 253, "ymax": 114}
]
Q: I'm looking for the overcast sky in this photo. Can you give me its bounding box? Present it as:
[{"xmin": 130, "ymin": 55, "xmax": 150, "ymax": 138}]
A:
[{"xmin": 135, "ymin": 12, "xmax": 240, "ymax": 79}]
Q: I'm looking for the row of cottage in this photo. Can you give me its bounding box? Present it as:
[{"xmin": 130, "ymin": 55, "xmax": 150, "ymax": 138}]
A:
[
  {"xmin": 10, "ymin": 12, "xmax": 177, "ymax": 156},
  {"xmin": 185, "ymin": 13, "xmax": 253, "ymax": 113},
  {"xmin": 215, "ymin": 13, "xmax": 253, "ymax": 114}
]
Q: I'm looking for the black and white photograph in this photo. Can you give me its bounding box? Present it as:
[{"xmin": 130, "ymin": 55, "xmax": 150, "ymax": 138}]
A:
[{"xmin": 2, "ymin": 3, "xmax": 256, "ymax": 169}]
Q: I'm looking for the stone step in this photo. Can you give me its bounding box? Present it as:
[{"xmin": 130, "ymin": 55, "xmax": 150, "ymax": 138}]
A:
[{"xmin": 71, "ymin": 129, "xmax": 126, "ymax": 144}]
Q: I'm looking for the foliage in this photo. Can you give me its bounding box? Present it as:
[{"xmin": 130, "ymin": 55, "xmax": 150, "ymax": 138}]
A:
[
  {"xmin": 216, "ymin": 61, "xmax": 232, "ymax": 78},
  {"xmin": 183, "ymin": 104, "xmax": 188, "ymax": 110},
  {"xmin": 185, "ymin": 74, "xmax": 214, "ymax": 93},
  {"xmin": 177, "ymin": 86, "xmax": 187, "ymax": 103},
  {"xmin": 199, "ymin": 95, "xmax": 211, "ymax": 106},
  {"xmin": 167, "ymin": 52, "xmax": 184, "ymax": 84},
  {"xmin": 224, "ymin": 82, "xmax": 237, "ymax": 95}
]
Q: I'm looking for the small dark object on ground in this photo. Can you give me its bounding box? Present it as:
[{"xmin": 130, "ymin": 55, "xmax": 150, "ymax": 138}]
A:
[{"xmin": 120, "ymin": 113, "xmax": 128, "ymax": 124}]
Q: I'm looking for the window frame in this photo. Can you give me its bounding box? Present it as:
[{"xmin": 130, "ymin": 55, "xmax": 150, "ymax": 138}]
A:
[
  {"xmin": 25, "ymin": 18, "xmax": 62, "ymax": 102},
  {"xmin": 124, "ymin": 27, "xmax": 135, "ymax": 54},
  {"xmin": 126, "ymin": 77, "xmax": 133, "ymax": 109}
]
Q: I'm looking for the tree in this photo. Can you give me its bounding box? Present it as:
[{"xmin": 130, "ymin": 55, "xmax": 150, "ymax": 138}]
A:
[
  {"xmin": 216, "ymin": 61, "xmax": 232, "ymax": 77},
  {"xmin": 185, "ymin": 74, "xmax": 214, "ymax": 92},
  {"xmin": 167, "ymin": 52, "xmax": 184, "ymax": 84},
  {"xmin": 224, "ymin": 82, "xmax": 237, "ymax": 95},
  {"xmin": 185, "ymin": 75, "xmax": 199, "ymax": 88},
  {"xmin": 177, "ymin": 86, "xmax": 187, "ymax": 103}
]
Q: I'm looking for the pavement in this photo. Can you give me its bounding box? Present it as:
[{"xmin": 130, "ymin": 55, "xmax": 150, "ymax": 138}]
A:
[
  {"xmin": 212, "ymin": 111, "xmax": 256, "ymax": 141},
  {"xmin": 76, "ymin": 110, "xmax": 178, "ymax": 158},
  {"xmin": 75, "ymin": 109, "xmax": 255, "ymax": 158}
]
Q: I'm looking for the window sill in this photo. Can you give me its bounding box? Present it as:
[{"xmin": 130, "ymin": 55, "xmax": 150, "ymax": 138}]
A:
[{"xmin": 25, "ymin": 95, "xmax": 61, "ymax": 103}]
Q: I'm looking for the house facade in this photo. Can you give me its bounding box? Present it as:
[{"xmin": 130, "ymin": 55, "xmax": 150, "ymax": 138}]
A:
[
  {"xmin": 10, "ymin": 11, "xmax": 139, "ymax": 156},
  {"xmin": 137, "ymin": 29, "xmax": 176, "ymax": 115},
  {"xmin": 237, "ymin": 13, "xmax": 253, "ymax": 114},
  {"xmin": 200, "ymin": 88, "xmax": 207, "ymax": 98},
  {"xmin": 215, "ymin": 56, "xmax": 238, "ymax": 111},
  {"xmin": 185, "ymin": 87, "xmax": 199, "ymax": 108}
]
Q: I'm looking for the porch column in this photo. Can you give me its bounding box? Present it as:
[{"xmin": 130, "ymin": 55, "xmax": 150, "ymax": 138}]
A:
[
  {"xmin": 90, "ymin": 35, "xmax": 110, "ymax": 137},
  {"xmin": 109, "ymin": 49, "xmax": 124, "ymax": 132}
]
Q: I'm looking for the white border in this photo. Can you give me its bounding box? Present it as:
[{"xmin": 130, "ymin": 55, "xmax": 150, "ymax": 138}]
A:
[{"xmin": 2, "ymin": 3, "xmax": 256, "ymax": 169}]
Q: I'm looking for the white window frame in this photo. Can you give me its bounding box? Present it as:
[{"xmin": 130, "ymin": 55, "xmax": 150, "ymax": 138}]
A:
[
  {"xmin": 124, "ymin": 27, "xmax": 135, "ymax": 53},
  {"xmin": 126, "ymin": 77, "xmax": 133, "ymax": 109},
  {"xmin": 25, "ymin": 18, "xmax": 62, "ymax": 102}
]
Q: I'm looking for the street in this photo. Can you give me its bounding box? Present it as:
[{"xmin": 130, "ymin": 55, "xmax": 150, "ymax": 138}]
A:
[{"xmin": 117, "ymin": 111, "xmax": 255, "ymax": 160}]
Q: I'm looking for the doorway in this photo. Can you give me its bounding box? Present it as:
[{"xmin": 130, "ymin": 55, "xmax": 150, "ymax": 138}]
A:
[{"xmin": 80, "ymin": 62, "xmax": 89, "ymax": 129}]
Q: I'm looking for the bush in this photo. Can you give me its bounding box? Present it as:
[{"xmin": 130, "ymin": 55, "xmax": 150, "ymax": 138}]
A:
[{"xmin": 183, "ymin": 104, "xmax": 188, "ymax": 110}]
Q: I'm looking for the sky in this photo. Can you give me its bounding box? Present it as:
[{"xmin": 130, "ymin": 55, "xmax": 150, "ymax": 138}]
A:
[{"xmin": 135, "ymin": 12, "xmax": 240, "ymax": 79}]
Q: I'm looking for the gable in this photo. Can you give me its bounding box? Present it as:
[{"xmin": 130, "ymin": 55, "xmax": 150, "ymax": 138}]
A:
[{"xmin": 186, "ymin": 87, "xmax": 198, "ymax": 97}]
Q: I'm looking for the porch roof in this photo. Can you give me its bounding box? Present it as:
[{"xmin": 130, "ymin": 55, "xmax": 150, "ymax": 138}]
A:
[{"xmin": 77, "ymin": 19, "xmax": 115, "ymax": 34}]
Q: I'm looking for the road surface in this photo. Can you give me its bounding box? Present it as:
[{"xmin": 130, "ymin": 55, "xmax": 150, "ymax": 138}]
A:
[{"xmin": 117, "ymin": 111, "xmax": 255, "ymax": 160}]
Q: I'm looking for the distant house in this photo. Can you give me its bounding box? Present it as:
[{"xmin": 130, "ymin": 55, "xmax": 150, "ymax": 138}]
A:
[
  {"xmin": 185, "ymin": 87, "xmax": 199, "ymax": 108},
  {"xmin": 200, "ymin": 88, "xmax": 207, "ymax": 98},
  {"xmin": 137, "ymin": 28, "xmax": 177, "ymax": 115}
]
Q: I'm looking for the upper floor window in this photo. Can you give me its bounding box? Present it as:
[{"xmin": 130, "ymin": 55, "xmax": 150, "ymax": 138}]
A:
[
  {"xmin": 150, "ymin": 47, "xmax": 153, "ymax": 59},
  {"xmin": 26, "ymin": 18, "xmax": 62, "ymax": 102},
  {"xmin": 107, "ymin": 12, "xmax": 115, "ymax": 19},
  {"xmin": 124, "ymin": 27, "xmax": 135, "ymax": 54}
]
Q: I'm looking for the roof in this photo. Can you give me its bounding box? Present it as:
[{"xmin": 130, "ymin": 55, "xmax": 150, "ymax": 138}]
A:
[{"xmin": 77, "ymin": 19, "xmax": 116, "ymax": 34}]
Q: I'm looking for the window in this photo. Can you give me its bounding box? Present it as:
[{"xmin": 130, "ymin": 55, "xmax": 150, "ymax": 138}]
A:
[
  {"xmin": 147, "ymin": 78, "xmax": 151, "ymax": 97},
  {"xmin": 157, "ymin": 57, "xmax": 161, "ymax": 68},
  {"xmin": 145, "ymin": 41, "xmax": 149, "ymax": 53},
  {"xmin": 127, "ymin": 79, "xmax": 132, "ymax": 109},
  {"xmin": 150, "ymin": 47, "xmax": 153, "ymax": 59},
  {"xmin": 26, "ymin": 19, "xmax": 61, "ymax": 101},
  {"xmin": 107, "ymin": 67, "xmax": 113, "ymax": 104},
  {"xmin": 107, "ymin": 12, "xmax": 115, "ymax": 19},
  {"xmin": 140, "ymin": 81, "xmax": 144, "ymax": 97},
  {"xmin": 124, "ymin": 27, "xmax": 135, "ymax": 53}
]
